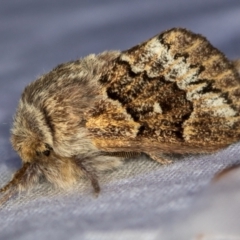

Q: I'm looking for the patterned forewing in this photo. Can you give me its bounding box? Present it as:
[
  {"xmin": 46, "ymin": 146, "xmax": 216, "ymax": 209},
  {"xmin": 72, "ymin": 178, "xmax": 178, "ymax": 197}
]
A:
[{"xmin": 87, "ymin": 28, "xmax": 240, "ymax": 152}]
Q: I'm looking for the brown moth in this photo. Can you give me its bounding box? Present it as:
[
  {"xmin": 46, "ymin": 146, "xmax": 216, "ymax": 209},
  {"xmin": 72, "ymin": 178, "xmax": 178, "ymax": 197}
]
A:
[{"xmin": 1, "ymin": 28, "xmax": 240, "ymax": 204}]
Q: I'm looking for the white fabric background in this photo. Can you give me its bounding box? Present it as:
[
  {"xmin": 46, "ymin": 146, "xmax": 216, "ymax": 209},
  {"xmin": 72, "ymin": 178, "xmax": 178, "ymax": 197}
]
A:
[{"xmin": 0, "ymin": 1, "xmax": 240, "ymax": 239}]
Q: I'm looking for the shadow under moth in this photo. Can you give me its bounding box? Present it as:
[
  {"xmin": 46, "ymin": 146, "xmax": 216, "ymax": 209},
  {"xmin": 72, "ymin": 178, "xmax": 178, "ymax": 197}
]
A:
[{"xmin": 1, "ymin": 28, "xmax": 240, "ymax": 205}]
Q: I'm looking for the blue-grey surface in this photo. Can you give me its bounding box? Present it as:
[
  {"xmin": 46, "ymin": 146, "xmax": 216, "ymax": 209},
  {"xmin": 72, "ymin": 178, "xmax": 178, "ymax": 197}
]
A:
[{"xmin": 1, "ymin": 1, "xmax": 240, "ymax": 239}]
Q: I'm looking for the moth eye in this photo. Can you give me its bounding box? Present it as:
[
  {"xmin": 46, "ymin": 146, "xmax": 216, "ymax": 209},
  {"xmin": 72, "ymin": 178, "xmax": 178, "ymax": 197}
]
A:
[{"xmin": 43, "ymin": 150, "xmax": 50, "ymax": 157}]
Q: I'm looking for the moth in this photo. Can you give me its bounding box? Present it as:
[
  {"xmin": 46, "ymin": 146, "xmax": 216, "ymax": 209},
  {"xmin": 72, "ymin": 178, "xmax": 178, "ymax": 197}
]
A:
[{"xmin": 1, "ymin": 28, "xmax": 240, "ymax": 205}]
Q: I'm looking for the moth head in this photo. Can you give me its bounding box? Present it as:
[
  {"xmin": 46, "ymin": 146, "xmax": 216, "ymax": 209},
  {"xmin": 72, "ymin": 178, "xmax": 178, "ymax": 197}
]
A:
[
  {"xmin": 10, "ymin": 121, "xmax": 81, "ymax": 189},
  {"xmin": 11, "ymin": 100, "xmax": 53, "ymax": 163},
  {"xmin": 11, "ymin": 134, "xmax": 52, "ymax": 163}
]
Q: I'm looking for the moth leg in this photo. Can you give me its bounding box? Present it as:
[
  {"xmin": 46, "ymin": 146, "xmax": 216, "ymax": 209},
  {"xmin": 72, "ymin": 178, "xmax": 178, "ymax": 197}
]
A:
[
  {"xmin": 0, "ymin": 162, "xmax": 41, "ymax": 206},
  {"xmin": 77, "ymin": 160, "xmax": 100, "ymax": 196},
  {"xmin": 148, "ymin": 153, "xmax": 173, "ymax": 165},
  {"xmin": 76, "ymin": 152, "xmax": 141, "ymax": 195}
]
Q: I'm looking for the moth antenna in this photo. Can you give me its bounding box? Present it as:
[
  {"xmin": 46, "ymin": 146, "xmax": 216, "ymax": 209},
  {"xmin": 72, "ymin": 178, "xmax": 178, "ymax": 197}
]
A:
[
  {"xmin": 0, "ymin": 163, "xmax": 30, "ymax": 193},
  {"xmin": 0, "ymin": 180, "xmax": 17, "ymax": 194},
  {"xmin": 0, "ymin": 162, "xmax": 41, "ymax": 205},
  {"xmin": 0, "ymin": 187, "xmax": 17, "ymax": 206},
  {"xmin": 0, "ymin": 164, "xmax": 28, "ymax": 206}
]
